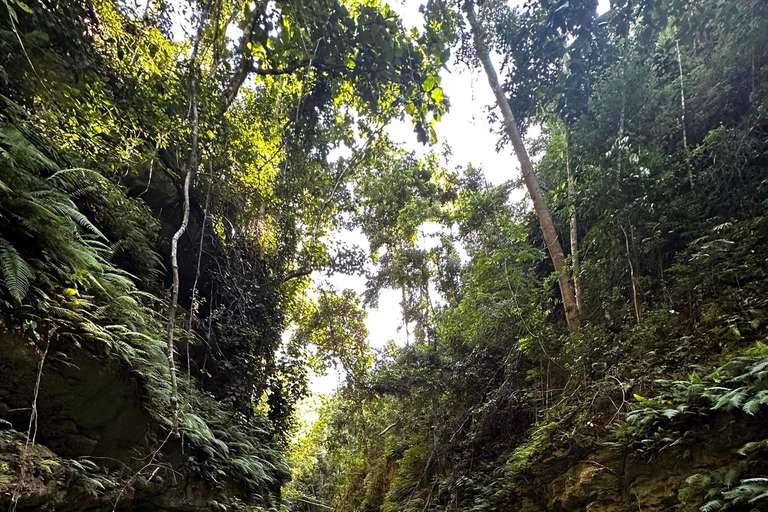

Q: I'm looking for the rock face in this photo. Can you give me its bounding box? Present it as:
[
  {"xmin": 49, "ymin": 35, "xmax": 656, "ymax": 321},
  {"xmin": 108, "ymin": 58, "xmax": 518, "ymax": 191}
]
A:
[
  {"xmin": 541, "ymin": 451, "xmax": 685, "ymax": 512},
  {"xmin": 0, "ymin": 332, "xmax": 150, "ymax": 462},
  {"xmin": 509, "ymin": 415, "xmax": 768, "ymax": 512},
  {"xmin": 0, "ymin": 330, "xmax": 219, "ymax": 511}
]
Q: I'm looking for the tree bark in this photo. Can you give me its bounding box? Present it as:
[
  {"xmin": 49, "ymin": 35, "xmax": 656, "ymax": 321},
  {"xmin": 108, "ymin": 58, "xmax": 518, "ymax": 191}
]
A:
[
  {"xmin": 615, "ymin": 40, "xmax": 626, "ymax": 189},
  {"xmin": 465, "ymin": 1, "xmax": 580, "ymax": 332},
  {"xmin": 676, "ymin": 38, "xmax": 694, "ymax": 190},
  {"xmin": 166, "ymin": 7, "xmax": 207, "ymax": 435},
  {"xmin": 402, "ymin": 286, "xmax": 410, "ymax": 346},
  {"xmin": 220, "ymin": 1, "xmax": 267, "ymax": 115},
  {"xmin": 565, "ymin": 125, "xmax": 583, "ymax": 314},
  {"xmin": 621, "ymin": 225, "xmax": 641, "ymax": 325}
]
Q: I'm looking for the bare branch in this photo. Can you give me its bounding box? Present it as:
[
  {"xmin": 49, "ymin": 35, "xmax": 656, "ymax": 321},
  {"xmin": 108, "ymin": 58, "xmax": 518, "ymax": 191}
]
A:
[{"xmin": 378, "ymin": 423, "xmax": 397, "ymax": 436}]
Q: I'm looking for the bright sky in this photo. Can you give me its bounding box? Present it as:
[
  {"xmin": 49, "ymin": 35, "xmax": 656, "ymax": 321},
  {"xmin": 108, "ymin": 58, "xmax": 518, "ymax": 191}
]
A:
[
  {"xmin": 308, "ymin": 0, "xmax": 610, "ymax": 394},
  {"xmin": 162, "ymin": 0, "xmax": 609, "ymax": 395},
  {"xmin": 308, "ymin": 5, "xmax": 505, "ymax": 394}
]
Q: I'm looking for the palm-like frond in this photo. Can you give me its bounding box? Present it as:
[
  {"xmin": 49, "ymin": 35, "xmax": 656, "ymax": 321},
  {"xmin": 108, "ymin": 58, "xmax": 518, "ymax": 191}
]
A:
[
  {"xmin": 0, "ymin": 237, "xmax": 32, "ymax": 301},
  {"xmin": 48, "ymin": 199, "xmax": 107, "ymax": 239}
]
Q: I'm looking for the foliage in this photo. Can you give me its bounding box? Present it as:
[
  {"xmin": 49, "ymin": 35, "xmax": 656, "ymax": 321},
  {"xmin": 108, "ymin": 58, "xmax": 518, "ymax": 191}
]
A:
[
  {"xmin": 2, "ymin": 0, "xmax": 768, "ymax": 510},
  {"xmin": 0, "ymin": 119, "xmax": 290, "ymax": 504},
  {"xmin": 284, "ymin": 0, "xmax": 768, "ymax": 511}
]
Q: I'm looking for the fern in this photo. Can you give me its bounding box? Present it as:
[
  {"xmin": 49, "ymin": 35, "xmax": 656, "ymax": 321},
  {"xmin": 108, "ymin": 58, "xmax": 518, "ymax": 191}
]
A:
[
  {"xmin": 0, "ymin": 237, "xmax": 32, "ymax": 300},
  {"xmin": 0, "ymin": 126, "xmax": 57, "ymax": 174},
  {"xmin": 700, "ymin": 499, "xmax": 724, "ymax": 512},
  {"xmin": 48, "ymin": 200, "xmax": 107, "ymax": 239},
  {"xmin": 0, "ymin": 124, "xmax": 290, "ymax": 500},
  {"xmin": 721, "ymin": 478, "xmax": 768, "ymax": 506}
]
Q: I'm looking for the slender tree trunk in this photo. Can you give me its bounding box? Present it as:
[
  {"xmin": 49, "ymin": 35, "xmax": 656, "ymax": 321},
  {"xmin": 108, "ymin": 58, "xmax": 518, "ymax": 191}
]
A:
[
  {"xmin": 621, "ymin": 225, "xmax": 641, "ymax": 325},
  {"xmin": 257, "ymin": 201, "xmax": 266, "ymax": 260},
  {"xmin": 617, "ymin": 40, "xmax": 626, "ymax": 186},
  {"xmin": 676, "ymin": 38, "xmax": 694, "ymax": 190},
  {"xmin": 751, "ymin": 9, "xmax": 756, "ymax": 96},
  {"xmin": 565, "ymin": 125, "xmax": 583, "ymax": 314},
  {"xmin": 166, "ymin": 8, "xmax": 207, "ymax": 435},
  {"xmin": 465, "ymin": 1, "xmax": 580, "ymax": 332},
  {"xmin": 618, "ymin": 65, "xmax": 626, "ymax": 142},
  {"xmin": 401, "ymin": 286, "xmax": 410, "ymax": 346},
  {"xmin": 221, "ymin": 1, "xmax": 267, "ymax": 114}
]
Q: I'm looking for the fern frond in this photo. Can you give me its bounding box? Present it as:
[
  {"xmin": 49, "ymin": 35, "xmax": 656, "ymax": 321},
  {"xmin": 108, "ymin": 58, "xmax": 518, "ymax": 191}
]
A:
[
  {"xmin": 712, "ymin": 387, "xmax": 747, "ymax": 410},
  {"xmin": 0, "ymin": 127, "xmax": 58, "ymax": 174},
  {"xmin": 741, "ymin": 390, "xmax": 768, "ymax": 416},
  {"xmin": 700, "ymin": 499, "xmax": 724, "ymax": 512},
  {"xmin": 48, "ymin": 167, "xmax": 106, "ymax": 187},
  {"xmin": 0, "ymin": 238, "xmax": 33, "ymax": 301},
  {"xmin": 687, "ymin": 473, "xmax": 711, "ymax": 487},
  {"xmin": 48, "ymin": 200, "xmax": 107, "ymax": 240}
]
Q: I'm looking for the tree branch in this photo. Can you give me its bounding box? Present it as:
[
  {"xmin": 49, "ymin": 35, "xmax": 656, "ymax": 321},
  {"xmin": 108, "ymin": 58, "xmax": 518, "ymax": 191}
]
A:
[
  {"xmin": 378, "ymin": 423, "xmax": 397, "ymax": 436},
  {"xmin": 281, "ymin": 267, "xmax": 312, "ymax": 283},
  {"xmin": 249, "ymin": 59, "xmax": 312, "ymax": 75},
  {"xmin": 220, "ymin": 1, "xmax": 267, "ymax": 114}
]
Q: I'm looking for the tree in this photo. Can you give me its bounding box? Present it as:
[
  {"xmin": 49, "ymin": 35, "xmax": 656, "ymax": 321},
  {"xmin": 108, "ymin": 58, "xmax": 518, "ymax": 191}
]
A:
[
  {"xmin": 353, "ymin": 143, "xmax": 457, "ymax": 344},
  {"xmin": 463, "ymin": 0, "xmax": 580, "ymax": 332},
  {"xmin": 156, "ymin": 0, "xmax": 451, "ymax": 430},
  {"xmin": 294, "ymin": 288, "xmax": 372, "ymax": 384}
]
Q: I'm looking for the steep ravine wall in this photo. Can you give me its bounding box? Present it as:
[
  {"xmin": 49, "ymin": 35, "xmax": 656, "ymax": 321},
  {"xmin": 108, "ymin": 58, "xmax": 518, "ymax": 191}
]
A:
[
  {"xmin": 507, "ymin": 415, "xmax": 768, "ymax": 512},
  {"xmin": 0, "ymin": 329, "xmax": 228, "ymax": 511}
]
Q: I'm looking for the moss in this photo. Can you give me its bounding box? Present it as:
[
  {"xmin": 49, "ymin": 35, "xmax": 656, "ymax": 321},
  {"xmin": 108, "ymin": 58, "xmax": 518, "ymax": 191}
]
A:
[{"xmin": 505, "ymin": 420, "xmax": 559, "ymax": 477}]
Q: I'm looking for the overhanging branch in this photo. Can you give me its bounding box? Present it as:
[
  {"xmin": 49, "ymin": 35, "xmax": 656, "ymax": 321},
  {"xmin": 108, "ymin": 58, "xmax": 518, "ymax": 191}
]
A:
[{"xmin": 281, "ymin": 267, "xmax": 312, "ymax": 283}]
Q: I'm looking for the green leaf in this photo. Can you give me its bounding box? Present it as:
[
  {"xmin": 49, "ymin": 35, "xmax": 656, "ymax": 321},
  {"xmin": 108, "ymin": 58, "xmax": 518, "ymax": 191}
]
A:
[
  {"xmin": 14, "ymin": 0, "xmax": 32, "ymax": 13},
  {"xmin": 424, "ymin": 75, "xmax": 436, "ymax": 91},
  {"xmin": 439, "ymin": 47, "xmax": 450, "ymax": 64},
  {"xmin": 6, "ymin": 3, "xmax": 18, "ymax": 23},
  {"xmin": 430, "ymin": 86, "xmax": 444, "ymax": 104}
]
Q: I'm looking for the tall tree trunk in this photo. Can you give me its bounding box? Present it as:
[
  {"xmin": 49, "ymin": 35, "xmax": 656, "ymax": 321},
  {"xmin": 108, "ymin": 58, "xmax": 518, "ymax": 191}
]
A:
[
  {"xmin": 618, "ymin": 62, "xmax": 626, "ymax": 142},
  {"xmin": 676, "ymin": 38, "xmax": 694, "ymax": 190},
  {"xmin": 565, "ymin": 125, "xmax": 583, "ymax": 314},
  {"xmin": 465, "ymin": 1, "xmax": 580, "ymax": 332},
  {"xmin": 616, "ymin": 37, "xmax": 627, "ymax": 186},
  {"xmin": 165, "ymin": 8, "xmax": 207, "ymax": 435},
  {"xmin": 401, "ymin": 286, "xmax": 410, "ymax": 346},
  {"xmin": 221, "ymin": 1, "xmax": 267, "ymax": 114}
]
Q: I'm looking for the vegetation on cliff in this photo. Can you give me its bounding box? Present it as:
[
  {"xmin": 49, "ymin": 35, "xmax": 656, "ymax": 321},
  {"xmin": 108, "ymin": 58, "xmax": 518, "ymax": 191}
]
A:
[{"xmin": 0, "ymin": 0, "xmax": 766, "ymax": 511}]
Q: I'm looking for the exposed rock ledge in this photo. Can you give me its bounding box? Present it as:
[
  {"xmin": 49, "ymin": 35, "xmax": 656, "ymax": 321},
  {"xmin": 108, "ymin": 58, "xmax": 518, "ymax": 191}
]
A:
[{"xmin": 0, "ymin": 330, "xmax": 234, "ymax": 511}]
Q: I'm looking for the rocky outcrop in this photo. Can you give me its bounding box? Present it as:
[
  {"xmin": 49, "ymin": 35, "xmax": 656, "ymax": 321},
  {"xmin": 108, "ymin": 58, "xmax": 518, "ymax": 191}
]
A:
[
  {"xmin": 0, "ymin": 332, "xmax": 150, "ymax": 462},
  {"xmin": 0, "ymin": 329, "xmax": 238, "ymax": 511},
  {"xmin": 510, "ymin": 415, "xmax": 768, "ymax": 512}
]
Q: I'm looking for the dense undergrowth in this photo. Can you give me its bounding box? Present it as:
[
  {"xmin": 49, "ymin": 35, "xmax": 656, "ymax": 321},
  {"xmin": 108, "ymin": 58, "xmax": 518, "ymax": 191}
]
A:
[
  {"xmin": 284, "ymin": 1, "xmax": 768, "ymax": 511},
  {"xmin": 1, "ymin": 0, "xmax": 768, "ymax": 511}
]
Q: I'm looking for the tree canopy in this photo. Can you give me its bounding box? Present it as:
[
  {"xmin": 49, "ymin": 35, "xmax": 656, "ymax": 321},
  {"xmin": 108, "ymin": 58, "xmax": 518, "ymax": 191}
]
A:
[{"xmin": 1, "ymin": 0, "xmax": 768, "ymax": 511}]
